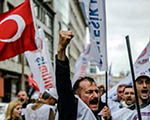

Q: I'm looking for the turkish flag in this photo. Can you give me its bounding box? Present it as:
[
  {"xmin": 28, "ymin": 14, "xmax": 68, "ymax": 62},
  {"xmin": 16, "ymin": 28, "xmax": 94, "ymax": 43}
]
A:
[{"xmin": 0, "ymin": 0, "xmax": 37, "ymax": 61}]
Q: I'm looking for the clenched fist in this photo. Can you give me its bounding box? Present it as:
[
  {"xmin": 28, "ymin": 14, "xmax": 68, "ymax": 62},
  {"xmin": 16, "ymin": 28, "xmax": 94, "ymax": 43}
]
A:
[{"xmin": 57, "ymin": 31, "xmax": 74, "ymax": 61}]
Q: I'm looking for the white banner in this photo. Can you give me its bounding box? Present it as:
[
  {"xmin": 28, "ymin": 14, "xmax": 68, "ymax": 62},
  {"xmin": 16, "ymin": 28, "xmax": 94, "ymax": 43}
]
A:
[
  {"xmin": 79, "ymin": 0, "xmax": 108, "ymax": 71},
  {"xmin": 25, "ymin": 28, "xmax": 55, "ymax": 93},
  {"xmin": 134, "ymin": 41, "xmax": 150, "ymax": 74},
  {"xmin": 72, "ymin": 44, "xmax": 91, "ymax": 85},
  {"xmin": 112, "ymin": 95, "xmax": 150, "ymax": 120},
  {"xmin": 88, "ymin": 0, "xmax": 108, "ymax": 71},
  {"xmin": 102, "ymin": 41, "xmax": 150, "ymax": 101}
]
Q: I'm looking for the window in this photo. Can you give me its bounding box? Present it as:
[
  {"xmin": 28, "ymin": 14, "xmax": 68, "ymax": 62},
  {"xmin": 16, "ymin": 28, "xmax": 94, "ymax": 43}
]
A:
[
  {"xmin": 33, "ymin": 0, "xmax": 54, "ymax": 63},
  {"xmin": 45, "ymin": 33, "xmax": 53, "ymax": 61},
  {"xmin": 0, "ymin": 0, "xmax": 4, "ymax": 13},
  {"xmin": 33, "ymin": 0, "xmax": 54, "ymax": 30},
  {"xmin": 90, "ymin": 67, "xmax": 97, "ymax": 74}
]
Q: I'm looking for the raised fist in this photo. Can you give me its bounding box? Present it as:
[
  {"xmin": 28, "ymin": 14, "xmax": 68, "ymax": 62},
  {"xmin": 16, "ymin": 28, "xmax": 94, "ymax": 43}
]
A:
[
  {"xmin": 57, "ymin": 31, "xmax": 74, "ymax": 60},
  {"xmin": 58, "ymin": 31, "xmax": 74, "ymax": 51}
]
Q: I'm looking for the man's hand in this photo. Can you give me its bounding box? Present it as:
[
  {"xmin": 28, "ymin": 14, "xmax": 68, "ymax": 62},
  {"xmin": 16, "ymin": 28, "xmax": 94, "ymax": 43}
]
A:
[
  {"xmin": 57, "ymin": 31, "xmax": 74, "ymax": 61},
  {"xmin": 101, "ymin": 106, "xmax": 111, "ymax": 120}
]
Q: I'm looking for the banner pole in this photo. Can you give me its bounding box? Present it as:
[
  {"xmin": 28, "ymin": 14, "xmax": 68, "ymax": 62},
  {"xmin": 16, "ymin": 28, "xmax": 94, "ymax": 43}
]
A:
[
  {"xmin": 126, "ymin": 35, "xmax": 142, "ymax": 120},
  {"xmin": 21, "ymin": 53, "xmax": 25, "ymax": 90},
  {"xmin": 105, "ymin": 71, "xmax": 108, "ymax": 105}
]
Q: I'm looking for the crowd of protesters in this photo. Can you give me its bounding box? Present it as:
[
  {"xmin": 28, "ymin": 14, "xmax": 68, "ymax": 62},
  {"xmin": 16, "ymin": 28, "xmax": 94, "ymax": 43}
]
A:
[{"xmin": 4, "ymin": 31, "xmax": 150, "ymax": 120}]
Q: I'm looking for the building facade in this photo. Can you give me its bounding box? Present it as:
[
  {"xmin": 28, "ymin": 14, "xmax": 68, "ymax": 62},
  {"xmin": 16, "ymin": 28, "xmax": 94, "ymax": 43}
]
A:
[
  {"xmin": 0, "ymin": 0, "xmax": 87, "ymax": 102},
  {"xmin": 88, "ymin": 67, "xmax": 126, "ymax": 89},
  {"xmin": 53, "ymin": 0, "xmax": 87, "ymax": 78},
  {"xmin": 0, "ymin": 0, "xmax": 54, "ymax": 102}
]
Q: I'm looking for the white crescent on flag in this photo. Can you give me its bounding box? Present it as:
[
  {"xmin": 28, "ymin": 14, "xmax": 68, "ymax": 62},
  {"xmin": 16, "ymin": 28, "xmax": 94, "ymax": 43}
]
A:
[{"xmin": 0, "ymin": 14, "xmax": 25, "ymax": 42}]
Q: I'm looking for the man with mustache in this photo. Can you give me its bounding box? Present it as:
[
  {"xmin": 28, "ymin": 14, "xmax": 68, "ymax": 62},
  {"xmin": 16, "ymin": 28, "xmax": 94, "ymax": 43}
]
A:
[{"xmin": 56, "ymin": 31, "xmax": 111, "ymax": 120}]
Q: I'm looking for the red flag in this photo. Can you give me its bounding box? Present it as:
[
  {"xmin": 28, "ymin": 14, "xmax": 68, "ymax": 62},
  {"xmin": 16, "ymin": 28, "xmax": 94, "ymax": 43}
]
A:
[
  {"xmin": 0, "ymin": 0, "xmax": 37, "ymax": 61},
  {"xmin": 27, "ymin": 75, "xmax": 39, "ymax": 91}
]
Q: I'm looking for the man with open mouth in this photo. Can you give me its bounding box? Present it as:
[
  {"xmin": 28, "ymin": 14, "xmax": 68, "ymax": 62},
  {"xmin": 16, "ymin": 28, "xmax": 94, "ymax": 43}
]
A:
[
  {"xmin": 135, "ymin": 73, "xmax": 150, "ymax": 106},
  {"xmin": 122, "ymin": 85, "xmax": 135, "ymax": 109},
  {"xmin": 129, "ymin": 72, "xmax": 150, "ymax": 120},
  {"xmin": 112, "ymin": 72, "xmax": 150, "ymax": 120},
  {"xmin": 55, "ymin": 31, "xmax": 111, "ymax": 120}
]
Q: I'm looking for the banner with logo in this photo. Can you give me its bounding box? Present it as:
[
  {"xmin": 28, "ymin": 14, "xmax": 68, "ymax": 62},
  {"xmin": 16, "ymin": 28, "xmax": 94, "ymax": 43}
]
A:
[
  {"xmin": 0, "ymin": 0, "xmax": 38, "ymax": 61},
  {"xmin": 25, "ymin": 28, "xmax": 55, "ymax": 93},
  {"xmin": 79, "ymin": 0, "xmax": 108, "ymax": 71},
  {"xmin": 134, "ymin": 41, "xmax": 150, "ymax": 74}
]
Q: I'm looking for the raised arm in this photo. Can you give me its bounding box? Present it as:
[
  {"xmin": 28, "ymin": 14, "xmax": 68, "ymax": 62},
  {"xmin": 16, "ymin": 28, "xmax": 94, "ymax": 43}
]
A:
[{"xmin": 56, "ymin": 31, "xmax": 77, "ymax": 120}]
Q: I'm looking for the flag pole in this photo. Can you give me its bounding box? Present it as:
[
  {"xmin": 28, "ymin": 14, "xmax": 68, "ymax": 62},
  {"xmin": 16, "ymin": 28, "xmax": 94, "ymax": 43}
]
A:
[
  {"xmin": 21, "ymin": 53, "xmax": 25, "ymax": 90},
  {"xmin": 126, "ymin": 35, "xmax": 142, "ymax": 120},
  {"xmin": 105, "ymin": 71, "xmax": 108, "ymax": 105}
]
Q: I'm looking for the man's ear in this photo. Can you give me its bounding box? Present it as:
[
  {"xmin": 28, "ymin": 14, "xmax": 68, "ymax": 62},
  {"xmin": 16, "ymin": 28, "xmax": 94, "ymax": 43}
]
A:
[{"xmin": 75, "ymin": 89, "xmax": 81, "ymax": 96}]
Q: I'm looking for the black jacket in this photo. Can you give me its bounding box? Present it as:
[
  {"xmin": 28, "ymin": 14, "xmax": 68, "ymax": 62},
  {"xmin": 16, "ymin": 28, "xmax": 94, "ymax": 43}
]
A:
[
  {"xmin": 56, "ymin": 56, "xmax": 110, "ymax": 120},
  {"xmin": 56, "ymin": 57, "xmax": 78, "ymax": 120}
]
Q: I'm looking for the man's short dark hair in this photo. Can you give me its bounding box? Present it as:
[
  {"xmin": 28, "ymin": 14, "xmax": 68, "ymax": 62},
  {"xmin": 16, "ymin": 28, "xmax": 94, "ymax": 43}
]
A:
[
  {"xmin": 123, "ymin": 85, "xmax": 133, "ymax": 93},
  {"xmin": 73, "ymin": 76, "xmax": 95, "ymax": 94}
]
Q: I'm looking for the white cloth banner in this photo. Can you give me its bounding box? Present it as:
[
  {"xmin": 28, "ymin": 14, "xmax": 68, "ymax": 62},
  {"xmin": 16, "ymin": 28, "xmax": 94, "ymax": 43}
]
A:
[
  {"xmin": 72, "ymin": 44, "xmax": 91, "ymax": 85},
  {"xmin": 75, "ymin": 95, "xmax": 97, "ymax": 120},
  {"xmin": 79, "ymin": 0, "xmax": 108, "ymax": 71},
  {"xmin": 102, "ymin": 41, "xmax": 150, "ymax": 101},
  {"xmin": 112, "ymin": 103, "xmax": 150, "ymax": 120},
  {"xmin": 134, "ymin": 41, "xmax": 150, "ymax": 74},
  {"xmin": 25, "ymin": 28, "xmax": 55, "ymax": 93},
  {"xmin": 88, "ymin": 0, "xmax": 108, "ymax": 71}
]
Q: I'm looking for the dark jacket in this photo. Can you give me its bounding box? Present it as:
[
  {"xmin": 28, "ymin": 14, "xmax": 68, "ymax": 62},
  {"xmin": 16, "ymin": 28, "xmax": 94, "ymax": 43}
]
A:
[
  {"xmin": 56, "ymin": 56, "xmax": 110, "ymax": 120},
  {"xmin": 56, "ymin": 56, "xmax": 78, "ymax": 120}
]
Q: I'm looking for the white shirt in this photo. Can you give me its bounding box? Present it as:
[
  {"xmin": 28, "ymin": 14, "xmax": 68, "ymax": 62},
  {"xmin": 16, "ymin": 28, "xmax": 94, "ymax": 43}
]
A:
[
  {"xmin": 25, "ymin": 103, "xmax": 55, "ymax": 120},
  {"xmin": 55, "ymin": 96, "xmax": 97, "ymax": 120}
]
